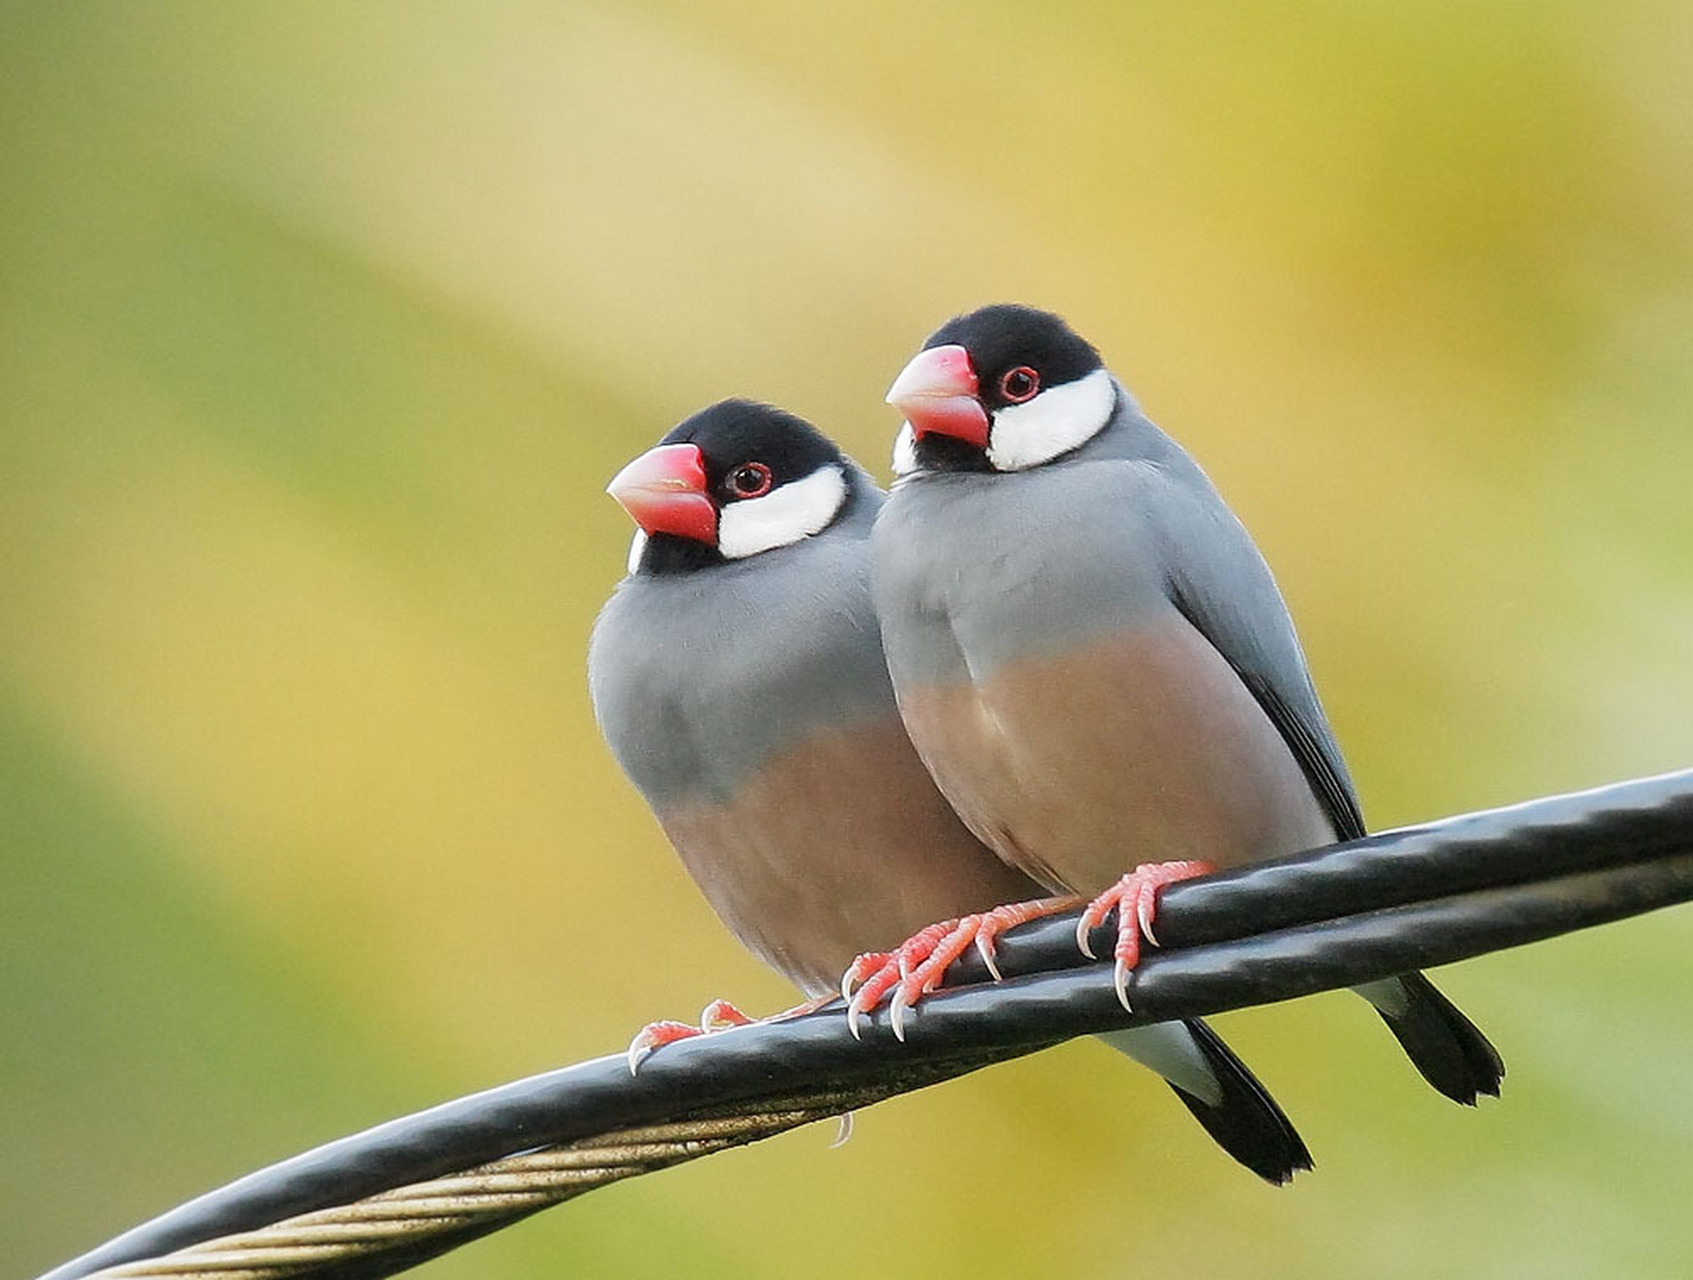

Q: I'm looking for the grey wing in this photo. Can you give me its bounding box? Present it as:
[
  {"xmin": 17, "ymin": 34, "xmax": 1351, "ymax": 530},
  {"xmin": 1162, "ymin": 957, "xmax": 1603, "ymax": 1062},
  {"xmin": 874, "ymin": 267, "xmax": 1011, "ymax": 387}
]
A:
[
  {"xmin": 1134, "ymin": 453, "xmax": 1504, "ymax": 1105},
  {"xmin": 1147, "ymin": 467, "xmax": 1366, "ymax": 843}
]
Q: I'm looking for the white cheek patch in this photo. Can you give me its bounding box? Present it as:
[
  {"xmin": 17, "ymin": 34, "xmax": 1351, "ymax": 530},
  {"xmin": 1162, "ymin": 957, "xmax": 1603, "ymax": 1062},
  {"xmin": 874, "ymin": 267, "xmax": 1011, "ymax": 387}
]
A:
[
  {"xmin": 625, "ymin": 530, "xmax": 648, "ymax": 576},
  {"xmin": 890, "ymin": 422, "xmax": 918, "ymax": 481},
  {"xmin": 717, "ymin": 464, "xmax": 849, "ymax": 560},
  {"xmin": 987, "ymin": 367, "xmax": 1117, "ymax": 471}
]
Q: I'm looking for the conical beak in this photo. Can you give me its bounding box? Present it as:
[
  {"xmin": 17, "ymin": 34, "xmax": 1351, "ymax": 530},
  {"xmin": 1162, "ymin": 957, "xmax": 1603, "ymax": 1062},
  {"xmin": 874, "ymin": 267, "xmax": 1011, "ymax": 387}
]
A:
[
  {"xmin": 885, "ymin": 344, "xmax": 989, "ymax": 448},
  {"xmin": 606, "ymin": 442, "xmax": 717, "ymax": 544}
]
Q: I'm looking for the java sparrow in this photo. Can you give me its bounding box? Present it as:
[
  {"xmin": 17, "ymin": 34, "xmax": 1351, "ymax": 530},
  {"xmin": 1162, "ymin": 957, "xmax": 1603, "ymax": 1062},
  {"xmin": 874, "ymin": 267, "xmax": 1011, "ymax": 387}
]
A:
[
  {"xmin": 873, "ymin": 305, "xmax": 1504, "ymax": 1107},
  {"xmin": 589, "ymin": 399, "xmax": 1313, "ymax": 1182}
]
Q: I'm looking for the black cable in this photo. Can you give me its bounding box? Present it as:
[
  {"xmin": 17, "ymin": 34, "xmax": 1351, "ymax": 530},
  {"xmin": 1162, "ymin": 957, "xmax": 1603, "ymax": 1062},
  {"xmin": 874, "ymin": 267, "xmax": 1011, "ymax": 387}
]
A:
[
  {"xmin": 958, "ymin": 767, "xmax": 1693, "ymax": 984},
  {"xmin": 39, "ymin": 769, "xmax": 1693, "ymax": 1280}
]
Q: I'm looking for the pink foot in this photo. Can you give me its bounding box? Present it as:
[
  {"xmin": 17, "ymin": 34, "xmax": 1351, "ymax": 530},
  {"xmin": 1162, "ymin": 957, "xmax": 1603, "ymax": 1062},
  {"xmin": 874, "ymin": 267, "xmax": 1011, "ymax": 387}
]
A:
[
  {"xmin": 699, "ymin": 998, "xmax": 756, "ymax": 1030},
  {"xmin": 626, "ymin": 998, "xmax": 754, "ymax": 1074},
  {"xmin": 841, "ymin": 896, "xmax": 1081, "ymax": 1042},
  {"xmin": 1075, "ymin": 860, "xmax": 1215, "ymax": 1011},
  {"xmin": 626, "ymin": 995, "xmax": 836, "ymax": 1074}
]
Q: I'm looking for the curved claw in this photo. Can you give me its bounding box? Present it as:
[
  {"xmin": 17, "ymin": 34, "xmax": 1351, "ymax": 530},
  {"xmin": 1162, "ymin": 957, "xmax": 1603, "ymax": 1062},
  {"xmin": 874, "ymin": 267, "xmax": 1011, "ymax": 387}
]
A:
[
  {"xmin": 1076, "ymin": 912, "xmax": 1098, "ymax": 959},
  {"xmin": 1113, "ymin": 958, "xmax": 1133, "ymax": 1013},
  {"xmin": 830, "ymin": 1112, "xmax": 855, "ymax": 1149},
  {"xmin": 699, "ymin": 998, "xmax": 754, "ymax": 1031},
  {"xmin": 628, "ymin": 1003, "xmax": 760, "ymax": 1074},
  {"xmin": 846, "ymin": 984, "xmax": 878, "ymax": 1041},
  {"xmin": 844, "ymin": 953, "xmax": 902, "ymax": 1041},
  {"xmin": 842, "ymin": 951, "xmax": 889, "ymax": 1002},
  {"xmin": 890, "ymin": 988, "xmax": 912, "ymax": 1042},
  {"xmin": 842, "ymin": 899, "xmax": 1080, "ymax": 1042},
  {"xmin": 841, "ymin": 961, "xmax": 862, "ymax": 1002},
  {"xmin": 627, "ymin": 1020, "xmax": 702, "ymax": 1075},
  {"xmin": 1137, "ymin": 886, "xmax": 1161, "ymax": 949},
  {"xmin": 1078, "ymin": 861, "xmax": 1214, "ymax": 1001},
  {"xmin": 975, "ymin": 933, "xmax": 1004, "ymax": 982}
]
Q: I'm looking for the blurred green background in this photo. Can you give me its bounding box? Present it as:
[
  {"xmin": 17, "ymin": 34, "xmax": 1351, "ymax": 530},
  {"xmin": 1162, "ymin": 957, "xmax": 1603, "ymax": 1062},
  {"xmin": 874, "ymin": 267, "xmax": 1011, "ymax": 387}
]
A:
[{"xmin": 4, "ymin": 3, "xmax": 1692, "ymax": 1277}]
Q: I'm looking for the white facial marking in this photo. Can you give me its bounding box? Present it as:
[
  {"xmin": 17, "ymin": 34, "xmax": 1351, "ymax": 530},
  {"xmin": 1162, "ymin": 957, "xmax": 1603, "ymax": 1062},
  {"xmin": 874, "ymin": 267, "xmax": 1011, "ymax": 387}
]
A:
[
  {"xmin": 890, "ymin": 422, "xmax": 918, "ymax": 481},
  {"xmin": 986, "ymin": 367, "xmax": 1116, "ymax": 471},
  {"xmin": 717, "ymin": 464, "xmax": 848, "ymax": 559},
  {"xmin": 625, "ymin": 529, "xmax": 648, "ymax": 576}
]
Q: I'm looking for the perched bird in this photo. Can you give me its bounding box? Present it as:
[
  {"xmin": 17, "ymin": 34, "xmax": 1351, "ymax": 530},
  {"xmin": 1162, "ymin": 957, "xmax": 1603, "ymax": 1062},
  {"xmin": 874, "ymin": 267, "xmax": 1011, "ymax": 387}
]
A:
[
  {"xmin": 589, "ymin": 399, "xmax": 1313, "ymax": 1182},
  {"xmin": 870, "ymin": 304, "xmax": 1504, "ymax": 1106}
]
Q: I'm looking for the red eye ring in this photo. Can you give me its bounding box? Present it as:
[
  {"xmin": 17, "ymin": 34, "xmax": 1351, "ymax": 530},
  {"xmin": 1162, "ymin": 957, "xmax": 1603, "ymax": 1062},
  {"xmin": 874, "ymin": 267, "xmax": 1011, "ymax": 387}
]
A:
[
  {"xmin": 1000, "ymin": 366, "xmax": 1040, "ymax": 403},
  {"xmin": 726, "ymin": 461, "xmax": 773, "ymax": 499}
]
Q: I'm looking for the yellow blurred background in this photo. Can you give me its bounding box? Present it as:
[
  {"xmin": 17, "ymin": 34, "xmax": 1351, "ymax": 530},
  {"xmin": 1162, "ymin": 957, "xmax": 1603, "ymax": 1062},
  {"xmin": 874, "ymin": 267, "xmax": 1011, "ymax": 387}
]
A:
[{"xmin": 5, "ymin": 3, "xmax": 1693, "ymax": 1277}]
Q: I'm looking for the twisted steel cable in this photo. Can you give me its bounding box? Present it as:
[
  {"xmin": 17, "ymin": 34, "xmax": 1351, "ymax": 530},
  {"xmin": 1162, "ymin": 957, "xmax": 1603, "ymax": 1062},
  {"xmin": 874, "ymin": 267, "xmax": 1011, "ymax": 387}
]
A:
[
  {"xmin": 43, "ymin": 769, "xmax": 1693, "ymax": 1280},
  {"xmin": 83, "ymin": 1105, "xmax": 884, "ymax": 1280}
]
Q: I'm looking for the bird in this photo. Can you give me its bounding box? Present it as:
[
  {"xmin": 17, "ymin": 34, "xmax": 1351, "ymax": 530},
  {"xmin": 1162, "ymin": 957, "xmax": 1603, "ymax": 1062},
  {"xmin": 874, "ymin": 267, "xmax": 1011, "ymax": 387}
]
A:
[
  {"xmin": 869, "ymin": 303, "xmax": 1504, "ymax": 1107},
  {"xmin": 588, "ymin": 398, "xmax": 1314, "ymax": 1182}
]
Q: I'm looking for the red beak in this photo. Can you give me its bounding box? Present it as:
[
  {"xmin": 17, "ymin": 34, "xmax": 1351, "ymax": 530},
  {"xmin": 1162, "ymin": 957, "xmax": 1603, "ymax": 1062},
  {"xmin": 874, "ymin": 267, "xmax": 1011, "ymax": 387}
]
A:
[
  {"xmin": 606, "ymin": 443, "xmax": 717, "ymax": 545},
  {"xmin": 885, "ymin": 344, "xmax": 989, "ymax": 448}
]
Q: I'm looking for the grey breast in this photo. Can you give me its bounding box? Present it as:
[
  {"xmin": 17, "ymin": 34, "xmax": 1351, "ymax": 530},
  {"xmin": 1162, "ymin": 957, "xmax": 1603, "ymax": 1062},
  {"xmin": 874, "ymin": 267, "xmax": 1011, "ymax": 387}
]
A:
[
  {"xmin": 590, "ymin": 484, "xmax": 896, "ymax": 811},
  {"xmin": 871, "ymin": 391, "xmax": 1340, "ymax": 891},
  {"xmin": 589, "ymin": 478, "xmax": 1044, "ymax": 992}
]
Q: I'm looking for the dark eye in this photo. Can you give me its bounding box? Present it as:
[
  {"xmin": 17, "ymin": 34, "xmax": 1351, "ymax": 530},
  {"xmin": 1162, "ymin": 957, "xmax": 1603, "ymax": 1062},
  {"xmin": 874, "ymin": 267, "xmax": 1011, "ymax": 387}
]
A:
[
  {"xmin": 1000, "ymin": 366, "xmax": 1039, "ymax": 403},
  {"xmin": 726, "ymin": 461, "xmax": 773, "ymax": 498}
]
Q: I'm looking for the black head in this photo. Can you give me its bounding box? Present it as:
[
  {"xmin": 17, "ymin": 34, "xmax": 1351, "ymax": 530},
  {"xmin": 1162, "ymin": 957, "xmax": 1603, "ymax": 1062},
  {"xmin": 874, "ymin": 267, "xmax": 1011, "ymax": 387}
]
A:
[
  {"xmin": 659, "ymin": 399, "xmax": 845, "ymax": 497},
  {"xmin": 608, "ymin": 400, "xmax": 859, "ymax": 575},
  {"xmin": 888, "ymin": 305, "xmax": 1116, "ymax": 475},
  {"xmin": 923, "ymin": 304, "xmax": 1103, "ymax": 413}
]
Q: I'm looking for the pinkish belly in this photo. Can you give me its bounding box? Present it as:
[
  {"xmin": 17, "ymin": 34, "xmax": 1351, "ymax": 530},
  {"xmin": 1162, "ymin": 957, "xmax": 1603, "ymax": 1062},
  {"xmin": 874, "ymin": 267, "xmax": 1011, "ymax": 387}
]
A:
[
  {"xmin": 896, "ymin": 619, "xmax": 1335, "ymax": 894},
  {"xmin": 657, "ymin": 712, "xmax": 1042, "ymax": 996}
]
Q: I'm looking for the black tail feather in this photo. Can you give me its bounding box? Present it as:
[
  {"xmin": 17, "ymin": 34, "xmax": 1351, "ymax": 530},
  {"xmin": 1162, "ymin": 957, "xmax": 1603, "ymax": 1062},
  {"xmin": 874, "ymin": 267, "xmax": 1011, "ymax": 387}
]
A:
[
  {"xmin": 1166, "ymin": 1018, "xmax": 1313, "ymax": 1186},
  {"xmin": 1374, "ymin": 972, "xmax": 1505, "ymax": 1105}
]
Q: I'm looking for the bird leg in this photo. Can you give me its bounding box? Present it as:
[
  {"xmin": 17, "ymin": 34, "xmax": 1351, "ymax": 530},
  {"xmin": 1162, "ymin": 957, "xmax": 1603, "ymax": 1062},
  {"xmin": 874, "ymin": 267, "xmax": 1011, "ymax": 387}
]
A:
[
  {"xmin": 841, "ymin": 895, "xmax": 1083, "ymax": 1042},
  {"xmin": 626, "ymin": 995, "xmax": 831, "ymax": 1074},
  {"xmin": 1076, "ymin": 860, "xmax": 1216, "ymax": 1012}
]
